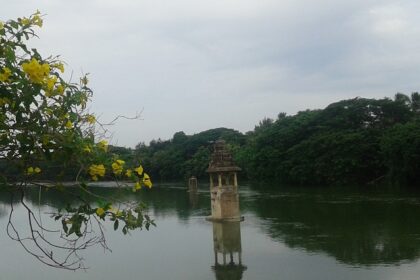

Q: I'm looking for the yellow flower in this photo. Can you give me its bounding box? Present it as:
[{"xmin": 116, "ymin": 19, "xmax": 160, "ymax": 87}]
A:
[
  {"xmin": 26, "ymin": 166, "xmax": 41, "ymax": 175},
  {"xmin": 135, "ymin": 181, "xmax": 141, "ymax": 190},
  {"xmin": 143, "ymin": 173, "xmax": 152, "ymax": 188},
  {"xmin": 89, "ymin": 165, "xmax": 105, "ymax": 176},
  {"xmin": 97, "ymin": 140, "xmax": 108, "ymax": 152},
  {"xmin": 19, "ymin": 11, "xmax": 43, "ymax": 27},
  {"xmin": 112, "ymin": 159, "xmax": 125, "ymax": 175},
  {"xmin": 20, "ymin": 17, "xmax": 31, "ymax": 26},
  {"xmin": 86, "ymin": 114, "xmax": 96, "ymax": 124},
  {"xmin": 53, "ymin": 62, "xmax": 65, "ymax": 73},
  {"xmin": 32, "ymin": 11, "xmax": 43, "ymax": 27},
  {"xmin": 143, "ymin": 181, "xmax": 152, "ymax": 188},
  {"xmin": 83, "ymin": 145, "xmax": 92, "ymax": 153},
  {"xmin": 96, "ymin": 208, "xmax": 105, "ymax": 216},
  {"xmin": 89, "ymin": 164, "xmax": 106, "ymax": 180},
  {"xmin": 134, "ymin": 165, "xmax": 143, "ymax": 176},
  {"xmin": 22, "ymin": 58, "xmax": 50, "ymax": 84},
  {"xmin": 46, "ymin": 76, "xmax": 57, "ymax": 91},
  {"xmin": 0, "ymin": 98, "xmax": 10, "ymax": 106},
  {"xmin": 56, "ymin": 84, "xmax": 64, "ymax": 95},
  {"xmin": 0, "ymin": 67, "xmax": 12, "ymax": 82},
  {"xmin": 110, "ymin": 207, "xmax": 123, "ymax": 217},
  {"xmin": 125, "ymin": 169, "xmax": 132, "ymax": 177},
  {"xmin": 65, "ymin": 120, "xmax": 73, "ymax": 129}
]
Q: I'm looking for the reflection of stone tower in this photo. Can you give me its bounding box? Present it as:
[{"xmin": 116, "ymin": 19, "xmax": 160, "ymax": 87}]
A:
[
  {"xmin": 212, "ymin": 222, "xmax": 247, "ymax": 280},
  {"xmin": 206, "ymin": 140, "xmax": 242, "ymax": 222},
  {"xmin": 188, "ymin": 190, "xmax": 199, "ymax": 208}
]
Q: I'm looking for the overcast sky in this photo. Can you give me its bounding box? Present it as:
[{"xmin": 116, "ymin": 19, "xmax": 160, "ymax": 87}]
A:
[{"xmin": 3, "ymin": 0, "xmax": 420, "ymax": 147}]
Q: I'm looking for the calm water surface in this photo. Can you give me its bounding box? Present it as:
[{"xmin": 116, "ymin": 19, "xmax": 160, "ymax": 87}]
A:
[{"xmin": 1, "ymin": 183, "xmax": 420, "ymax": 280}]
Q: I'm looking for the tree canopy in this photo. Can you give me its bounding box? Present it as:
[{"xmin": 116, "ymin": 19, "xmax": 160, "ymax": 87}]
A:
[
  {"xmin": 0, "ymin": 12, "xmax": 153, "ymax": 270},
  {"xmin": 130, "ymin": 95, "xmax": 420, "ymax": 187}
]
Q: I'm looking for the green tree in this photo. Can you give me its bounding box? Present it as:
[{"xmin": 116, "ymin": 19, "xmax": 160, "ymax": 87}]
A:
[
  {"xmin": 0, "ymin": 13, "xmax": 153, "ymax": 270},
  {"xmin": 380, "ymin": 120, "xmax": 420, "ymax": 186},
  {"xmin": 240, "ymin": 97, "xmax": 418, "ymax": 186},
  {"xmin": 134, "ymin": 128, "xmax": 245, "ymax": 181},
  {"xmin": 411, "ymin": 92, "xmax": 420, "ymax": 114}
]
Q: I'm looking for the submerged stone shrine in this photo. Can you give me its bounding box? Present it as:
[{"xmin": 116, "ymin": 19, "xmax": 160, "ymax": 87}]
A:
[{"xmin": 206, "ymin": 140, "xmax": 243, "ymax": 222}]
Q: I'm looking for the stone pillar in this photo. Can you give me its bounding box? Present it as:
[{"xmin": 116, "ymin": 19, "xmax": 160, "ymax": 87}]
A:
[
  {"xmin": 206, "ymin": 139, "xmax": 242, "ymax": 222},
  {"xmin": 188, "ymin": 176, "xmax": 198, "ymax": 192}
]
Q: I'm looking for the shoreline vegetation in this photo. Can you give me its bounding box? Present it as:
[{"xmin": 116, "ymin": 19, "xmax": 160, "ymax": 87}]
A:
[
  {"xmin": 6, "ymin": 94, "xmax": 417, "ymax": 188},
  {"xmin": 133, "ymin": 94, "xmax": 420, "ymax": 187}
]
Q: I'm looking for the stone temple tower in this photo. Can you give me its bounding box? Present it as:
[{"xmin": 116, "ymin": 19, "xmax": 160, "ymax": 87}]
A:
[{"xmin": 206, "ymin": 140, "xmax": 242, "ymax": 222}]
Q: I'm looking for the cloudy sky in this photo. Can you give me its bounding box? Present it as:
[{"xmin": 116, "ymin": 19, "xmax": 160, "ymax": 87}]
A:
[{"xmin": 3, "ymin": 0, "xmax": 420, "ymax": 147}]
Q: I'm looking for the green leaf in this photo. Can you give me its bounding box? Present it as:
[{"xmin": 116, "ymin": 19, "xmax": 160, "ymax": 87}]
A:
[
  {"xmin": 68, "ymin": 225, "xmax": 75, "ymax": 235},
  {"xmin": 10, "ymin": 20, "xmax": 18, "ymax": 29},
  {"xmin": 113, "ymin": 219, "xmax": 119, "ymax": 231},
  {"xmin": 61, "ymin": 219, "xmax": 68, "ymax": 234}
]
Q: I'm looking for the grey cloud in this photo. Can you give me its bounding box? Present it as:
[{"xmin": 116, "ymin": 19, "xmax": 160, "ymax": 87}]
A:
[{"xmin": 3, "ymin": 0, "xmax": 420, "ymax": 147}]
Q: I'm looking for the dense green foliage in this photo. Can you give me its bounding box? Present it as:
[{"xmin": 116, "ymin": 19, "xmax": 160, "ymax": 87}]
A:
[
  {"xmin": 17, "ymin": 93, "xmax": 415, "ymax": 187},
  {"xmin": 126, "ymin": 94, "xmax": 419, "ymax": 186},
  {"xmin": 133, "ymin": 128, "xmax": 246, "ymax": 181},
  {"xmin": 238, "ymin": 94, "xmax": 419, "ymax": 186}
]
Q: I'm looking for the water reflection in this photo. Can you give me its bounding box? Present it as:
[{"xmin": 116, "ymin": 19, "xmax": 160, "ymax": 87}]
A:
[
  {"xmin": 211, "ymin": 222, "xmax": 247, "ymax": 280},
  {"xmin": 2, "ymin": 185, "xmax": 420, "ymax": 271},
  {"xmin": 188, "ymin": 190, "xmax": 199, "ymax": 208},
  {"xmin": 252, "ymin": 187, "xmax": 420, "ymax": 266}
]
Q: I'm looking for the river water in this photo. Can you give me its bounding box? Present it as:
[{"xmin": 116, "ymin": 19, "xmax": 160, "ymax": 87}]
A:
[{"xmin": 1, "ymin": 183, "xmax": 420, "ymax": 280}]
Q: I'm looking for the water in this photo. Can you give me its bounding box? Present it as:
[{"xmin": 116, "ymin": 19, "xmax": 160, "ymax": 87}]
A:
[{"xmin": 1, "ymin": 183, "xmax": 420, "ymax": 279}]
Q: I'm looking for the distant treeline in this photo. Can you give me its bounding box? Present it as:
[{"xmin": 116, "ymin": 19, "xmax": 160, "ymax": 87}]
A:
[
  {"xmin": 126, "ymin": 93, "xmax": 420, "ymax": 186},
  {"xmin": 4, "ymin": 94, "xmax": 418, "ymax": 186}
]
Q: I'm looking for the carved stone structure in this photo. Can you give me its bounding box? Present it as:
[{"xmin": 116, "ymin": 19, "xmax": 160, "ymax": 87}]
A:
[{"xmin": 206, "ymin": 140, "xmax": 242, "ymax": 222}]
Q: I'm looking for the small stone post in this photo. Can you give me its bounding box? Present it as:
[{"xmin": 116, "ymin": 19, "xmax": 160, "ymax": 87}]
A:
[{"xmin": 188, "ymin": 176, "xmax": 198, "ymax": 192}]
